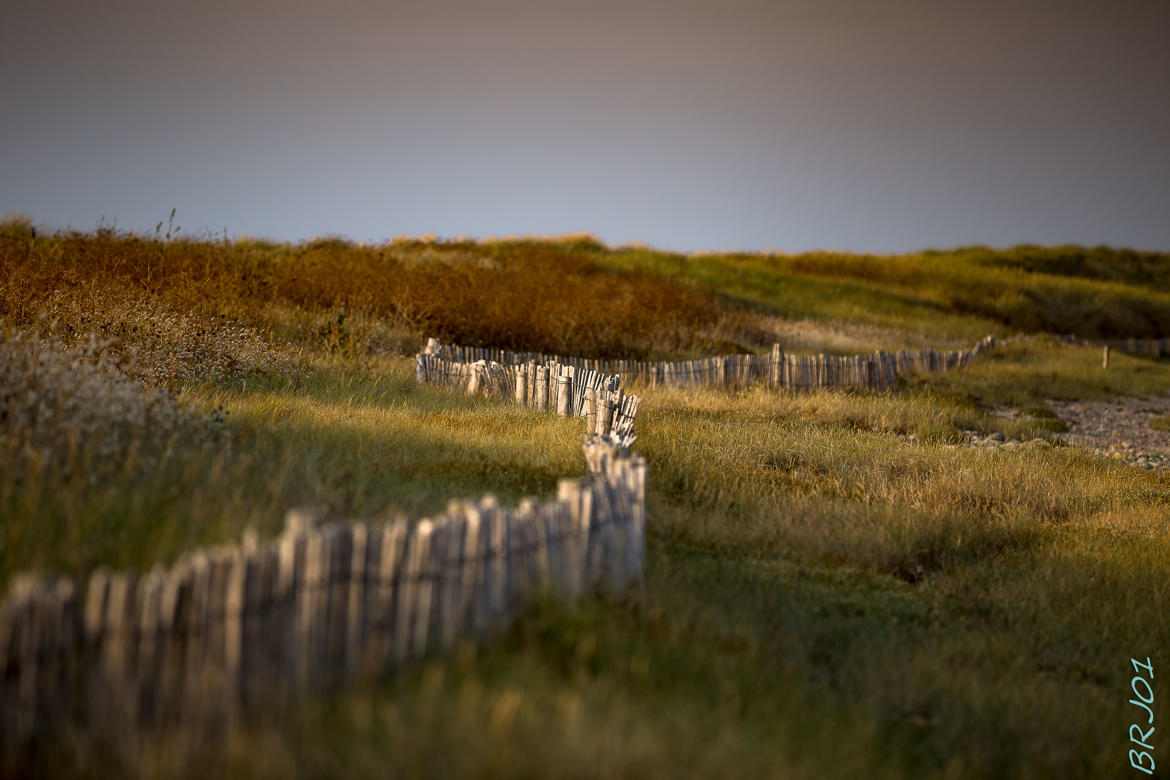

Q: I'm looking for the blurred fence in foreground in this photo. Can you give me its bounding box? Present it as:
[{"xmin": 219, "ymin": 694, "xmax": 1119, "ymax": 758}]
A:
[{"xmin": 0, "ymin": 438, "xmax": 645, "ymax": 748}]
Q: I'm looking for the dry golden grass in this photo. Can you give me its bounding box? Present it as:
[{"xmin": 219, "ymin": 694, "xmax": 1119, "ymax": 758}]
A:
[
  {"xmin": 4, "ymin": 221, "xmax": 1170, "ymax": 778},
  {"xmin": 26, "ymin": 286, "xmax": 302, "ymax": 388},
  {"xmin": 741, "ymin": 314, "xmax": 947, "ymax": 354},
  {"xmin": 19, "ymin": 365, "xmax": 1168, "ymax": 779},
  {"xmin": 639, "ymin": 383, "xmax": 1170, "ymax": 579}
]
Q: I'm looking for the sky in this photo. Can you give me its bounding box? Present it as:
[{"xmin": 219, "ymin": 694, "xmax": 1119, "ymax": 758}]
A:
[{"xmin": 2, "ymin": 0, "xmax": 1168, "ymax": 253}]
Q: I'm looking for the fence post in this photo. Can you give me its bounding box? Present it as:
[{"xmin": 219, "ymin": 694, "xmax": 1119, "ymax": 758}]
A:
[
  {"xmin": 413, "ymin": 520, "xmax": 439, "ymax": 661},
  {"xmin": 372, "ymin": 520, "xmax": 406, "ymax": 675},
  {"xmin": 300, "ymin": 531, "xmax": 328, "ymax": 691},
  {"xmin": 556, "ymin": 480, "xmax": 586, "ymax": 598},
  {"xmin": 436, "ymin": 509, "xmax": 465, "ymax": 651},
  {"xmin": 484, "ymin": 497, "xmax": 507, "ymax": 630},
  {"xmin": 597, "ymin": 393, "xmax": 614, "ymax": 436},
  {"xmin": 345, "ymin": 523, "xmax": 369, "ymax": 682},
  {"xmin": 584, "ymin": 388, "xmax": 598, "ymax": 433},
  {"xmin": 514, "ymin": 365, "xmax": 527, "ymax": 406},
  {"xmin": 458, "ymin": 503, "xmax": 488, "ymax": 638},
  {"xmin": 555, "ymin": 375, "xmax": 570, "ymax": 416},
  {"xmin": 534, "ymin": 365, "xmax": 549, "ymax": 412},
  {"xmin": 104, "ymin": 573, "xmax": 138, "ymax": 719}
]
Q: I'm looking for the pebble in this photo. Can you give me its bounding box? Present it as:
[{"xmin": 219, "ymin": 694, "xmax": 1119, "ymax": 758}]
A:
[
  {"xmin": 1098, "ymin": 441, "xmax": 1170, "ymax": 471},
  {"xmin": 956, "ymin": 430, "xmax": 1030, "ymax": 449},
  {"xmin": 953, "ymin": 426, "xmax": 1169, "ymax": 473},
  {"xmin": 892, "ymin": 396, "xmax": 1170, "ymax": 474},
  {"xmin": 1049, "ymin": 397, "xmax": 1170, "ymax": 473}
]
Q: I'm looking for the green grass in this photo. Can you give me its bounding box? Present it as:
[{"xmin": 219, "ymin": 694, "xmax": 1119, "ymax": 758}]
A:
[
  {"xmin": 1151, "ymin": 416, "xmax": 1170, "ymax": 433},
  {"xmin": 0, "ymin": 356, "xmax": 584, "ymax": 585},
  {"xmin": 908, "ymin": 336, "xmax": 1170, "ymax": 407},
  {"xmin": 10, "ymin": 353, "xmax": 1170, "ymax": 778},
  {"xmin": 5, "ymin": 227, "xmax": 1170, "ymax": 778},
  {"xmin": 590, "ymin": 243, "xmax": 1170, "ymax": 344}
]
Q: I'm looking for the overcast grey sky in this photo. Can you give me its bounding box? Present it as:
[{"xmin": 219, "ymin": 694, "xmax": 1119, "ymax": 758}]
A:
[{"xmin": 2, "ymin": 0, "xmax": 1168, "ymax": 252}]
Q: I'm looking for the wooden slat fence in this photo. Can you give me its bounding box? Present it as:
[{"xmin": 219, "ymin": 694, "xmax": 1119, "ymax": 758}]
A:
[
  {"xmin": 1108, "ymin": 338, "xmax": 1170, "ymax": 357},
  {"xmin": 421, "ymin": 335, "xmax": 997, "ymax": 392},
  {"xmin": 0, "ymin": 438, "xmax": 645, "ymax": 746},
  {"xmin": 416, "ymin": 343, "xmax": 641, "ymax": 446},
  {"xmin": 1053, "ymin": 334, "xmax": 1170, "ymax": 358}
]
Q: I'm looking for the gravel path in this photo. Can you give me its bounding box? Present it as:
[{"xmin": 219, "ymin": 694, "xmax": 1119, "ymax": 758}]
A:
[
  {"xmin": 929, "ymin": 397, "xmax": 1170, "ymax": 472},
  {"xmin": 1049, "ymin": 397, "xmax": 1170, "ymax": 471}
]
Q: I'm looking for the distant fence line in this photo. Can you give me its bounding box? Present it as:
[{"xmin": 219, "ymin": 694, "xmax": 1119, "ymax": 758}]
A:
[
  {"xmin": 1052, "ymin": 335, "xmax": 1170, "ymax": 358},
  {"xmin": 0, "ymin": 438, "xmax": 646, "ymax": 746},
  {"xmin": 417, "ymin": 339, "xmax": 641, "ymax": 446},
  {"xmin": 1109, "ymin": 338, "xmax": 1169, "ymax": 357},
  {"xmin": 422, "ymin": 335, "xmax": 998, "ymax": 392}
]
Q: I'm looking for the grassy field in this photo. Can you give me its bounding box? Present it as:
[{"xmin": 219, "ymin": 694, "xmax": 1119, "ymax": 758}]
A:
[
  {"xmin": 3, "ymin": 221, "xmax": 1169, "ymax": 778},
  {"xmin": 595, "ymin": 243, "xmax": 1170, "ymax": 345}
]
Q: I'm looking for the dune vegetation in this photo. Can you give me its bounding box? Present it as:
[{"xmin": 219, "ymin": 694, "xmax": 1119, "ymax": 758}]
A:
[{"xmin": 2, "ymin": 216, "xmax": 1169, "ymax": 778}]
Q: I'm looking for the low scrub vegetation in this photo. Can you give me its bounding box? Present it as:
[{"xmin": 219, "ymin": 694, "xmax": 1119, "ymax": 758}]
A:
[
  {"xmin": 6, "ymin": 218, "xmax": 1170, "ymax": 363},
  {"xmin": 598, "ymin": 243, "xmax": 1170, "ymax": 343},
  {"xmin": 0, "ymin": 223, "xmax": 757, "ymax": 361},
  {"xmin": 0, "ymin": 330, "xmax": 184, "ymax": 477}
]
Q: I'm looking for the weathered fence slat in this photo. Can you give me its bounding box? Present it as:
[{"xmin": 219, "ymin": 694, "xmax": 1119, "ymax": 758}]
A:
[{"xmin": 1, "ymin": 436, "xmax": 648, "ymax": 745}]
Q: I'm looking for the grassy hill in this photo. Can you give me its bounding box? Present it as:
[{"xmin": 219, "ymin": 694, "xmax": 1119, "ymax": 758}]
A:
[
  {"xmin": 2, "ymin": 220, "xmax": 1169, "ymax": 777},
  {"xmin": 595, "ymin": 242, "xmax": 1170, "ymax": 343},
  {"xmin": 5, "ymin": 218, "xmax": 1170, "ymax": 360}
]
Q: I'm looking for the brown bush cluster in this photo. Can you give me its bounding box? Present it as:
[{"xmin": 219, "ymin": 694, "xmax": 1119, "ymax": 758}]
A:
[{"xmin": 0, "ymin": 228, "xmax": 760, "ymax": 361}]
